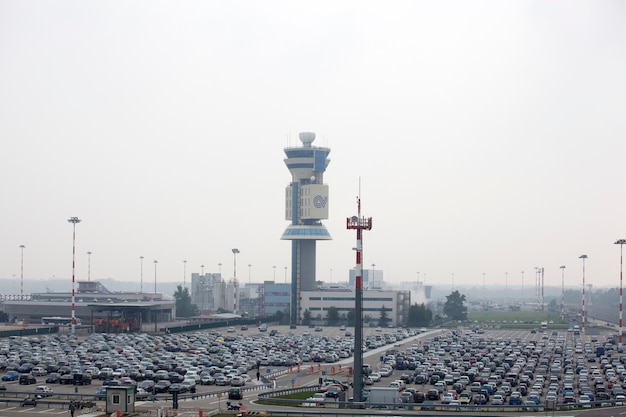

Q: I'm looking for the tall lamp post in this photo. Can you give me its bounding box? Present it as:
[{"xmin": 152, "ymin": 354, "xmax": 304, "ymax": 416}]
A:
[
  {"xmin": 521, "ymin": 270, "xmax": 524, "ymax": 300},
  {"xmin": 67, "ymin": 217, "xmax": 81, "ymax": 335},
  {"xmin": 153, "ymin": 260, "xmax": 158, "ymax": 294},
  {"xmin": 371, "ymin": 264, "xmax": 376, "ymax": 288},
  {"xmin": 505, "ymin": 272, "xmax": 508, "ymax": 304},
  {"xmin": 19, "ymin": 245, "xmax": 25, "ymax": 300},
  {"xmin": 579, "ymin": 255, "xmax": 588, "ymax": 333},
  {"xmin": 153, "ymin": 259, "xmax": 158, "ymax": 332},
  {"xmin": 560, "ymin": 266, "xmax": 566, "ymax": 321},
  {"xmin": 616, "ymin": 239, "xmax": 626, "ymax": 346},
  {"xmin": 139, "ymin": 256, "xmax": 144, "ymax": 294},
  {"xmin": 248, "ymin": 264, "xmax": 252, "ymax": 284},
  {"xmin": 273, "ymin": 266, "xmax": 276, "ymax": 281},
  {"xmin": 183, "ymin": 260, "xmax": 187, "ymax": 289},
  {"xmin": 87, "ymin": 251, "xmax": 92, "ymax": 281},
  {"xmin": 232, "ymin": 249, "xmax": 239, "ymax": 314}
]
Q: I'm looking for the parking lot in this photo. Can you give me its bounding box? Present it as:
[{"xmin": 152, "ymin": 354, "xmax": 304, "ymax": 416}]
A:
[
  {"xmin": 359, "ymin": 325, "xmax": 625, "ymax": 410},
  {"xmin": 0, "ymin": 322, "xmax": 622, "ymax": 413}
]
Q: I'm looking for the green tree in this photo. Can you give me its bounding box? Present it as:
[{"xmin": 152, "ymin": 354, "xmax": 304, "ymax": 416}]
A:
[
  {"xmin": 378, "ymin": 305, "xmax": 392, "ymax": 327},
  {"xmin": 275, "ymin": 308, "xmax": 290, "ymax": 325},
  {"xmin": 346, "ymin": 309, "xmax": 356, "ymax": 327},
  {"xmin": 443, "ymin": 290, "xmax": 467, "ymax": 321},
  {"xmin": 407, "ymin": 303, "xmax": 432, "ymax": 327},
  {"xmin": 174, "ymin": 285, "xmax": 198, "ymax": 317},
  {"xmin": 326, "ymin": 306, "xmax": 340, "ymax": 325},
  {"xmin": 302, "ymin": 309, "xmax": 312, "ymax": 326}
]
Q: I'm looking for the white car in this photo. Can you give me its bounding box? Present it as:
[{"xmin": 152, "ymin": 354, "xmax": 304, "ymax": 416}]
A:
[
  {"xmin": 442, "ymin": 392, "xmax": 455, "ymax": 404},
  {"xmin": 303, "ymin": 393, "xmax": 325, "ymax": 407},
  {"xmin": 230, "ymin": 376, "xmax": 245, "ymax": 387},
  {"xmin": 34, "ymin": 386, "xmax": 53, "ymax": 397},
  {"xmin": 491, "ymin": 394, "xmax": 504, "ymax": 405}
]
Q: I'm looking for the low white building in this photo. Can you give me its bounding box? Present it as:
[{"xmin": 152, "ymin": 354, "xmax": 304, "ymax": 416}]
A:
[{"xmin": 300, "ymin": 287, "xmax": 410, "ymax": 326}]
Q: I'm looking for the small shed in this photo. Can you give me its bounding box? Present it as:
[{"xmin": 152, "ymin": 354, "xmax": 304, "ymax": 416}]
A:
[{"xmin": 106, "ymin": 386, "xmax": 135, "ymax": 414}]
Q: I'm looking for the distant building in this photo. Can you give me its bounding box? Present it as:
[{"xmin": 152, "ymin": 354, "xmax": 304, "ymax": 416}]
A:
[
  {"xmin": 300, "ymin": 288, "xmax": 410, "ymax": 326},
  {"xmin": 1, "ymin": 280, "xmax": 175, "ymax": 332}
]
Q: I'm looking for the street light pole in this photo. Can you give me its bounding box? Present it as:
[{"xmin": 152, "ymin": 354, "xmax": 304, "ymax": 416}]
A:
[
  {"xmin": 139, "ymin": 256, "xmax": 144, "ymax": 294},
  {"xmin": 232, "ymin": 249, "xmax": 240, "ymax": 314},
  {"xmin": 579, "ymin": 255, "xmax": 588, "ymax": 333},
  {"xmin": 183, "ymin": 260, "xmax": 187, "ymax": 289},
  {"xmin": 19, "ymin": 245, "xmax": 25, "ymax": 300},
  {"xmin": 248, "ymin": 264, "xmax": 252, "ymax": 284},
  {"xmin": 273, "ymin": 265, "xmax": 276, "ymax": 281},
  {"xmin": 87, "ymin": 251, "xmax": 92, "ymax": 281},
  {"xmin": 154, "ymin": 260, "xmax": 158, "ymax": 294},
  {"xmin": 67, "ymin": 217, "xmax": 81, "ymax": 335},
  {"xmin": 521, "ymin": 270, "xmax": 524, "ymax": 300},
  {"xmin": 560, "ymin": 266, "xmax": 566, "ymax": 321},
  {"xmin": 615, "ymin": 239, "xmax": 626, "ymax": 346},
  {"xmin": 371, "ymin": 264, "xmax": 376, "ymax": 288}
]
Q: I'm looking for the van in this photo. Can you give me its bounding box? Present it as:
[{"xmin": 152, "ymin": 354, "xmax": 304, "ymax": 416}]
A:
[{"xmin": 259, "ymin": 324, "xmax": 267, "ymax": 332}]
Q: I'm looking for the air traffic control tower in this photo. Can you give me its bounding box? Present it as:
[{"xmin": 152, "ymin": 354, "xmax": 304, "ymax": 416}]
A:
[{"xmin": 281, "ymin": 132, "xmax": 331, "ymax": 326}]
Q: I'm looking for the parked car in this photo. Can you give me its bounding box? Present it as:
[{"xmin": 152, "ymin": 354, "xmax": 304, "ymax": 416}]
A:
[
  {"xmin": 2, "ymin": 371, "xmax": 19, "ymax": 381},
  {"xmin": 19, "ymin": 374, "xmax": 36, "ymax": 385},
  {"xmin": 45, "ymin": 373, "xmax": 61, "ymax": 384},
  {"xmin": 95, "ymin": 387, "xmax": 107, "ymax": 400},
  {"xmin": 21, "ymin": 398, "xmax": 37, "ymax": 407}
]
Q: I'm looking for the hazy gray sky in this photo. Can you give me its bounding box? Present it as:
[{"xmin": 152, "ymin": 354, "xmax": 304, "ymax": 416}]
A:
[{"xmin": 1, "ymin": 1, "xmax": 625, "ymax": 292}]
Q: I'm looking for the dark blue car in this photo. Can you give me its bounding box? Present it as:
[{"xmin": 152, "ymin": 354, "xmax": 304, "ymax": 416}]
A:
[{"xmin": 2, "ymin": 371, "xmax": 19, "ymax": 381}]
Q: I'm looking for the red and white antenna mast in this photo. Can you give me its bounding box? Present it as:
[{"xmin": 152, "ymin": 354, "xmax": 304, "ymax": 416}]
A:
[{"xmin": 347, "ymin": 194, "xmax": 372, "ymax": 404}]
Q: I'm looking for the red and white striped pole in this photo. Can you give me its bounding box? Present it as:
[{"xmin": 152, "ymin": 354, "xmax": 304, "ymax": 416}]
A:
[
  {"xmin": 67, "ymin": 217, "xmax": 81, "ymax": 335},
  {"xmin": 232, "ymin": 249, "xmax": 240, "ymax": 314},
  {"xmin": 615, "ymin": 240, "xmax": 625, "ymax": 346},
  {"xmin": 347, "ymin": 196, "xmax": 372, "ymax": 404},
  {"xmin": 579, "ymin": 255, "xmax": 588, "ymax": 333}
]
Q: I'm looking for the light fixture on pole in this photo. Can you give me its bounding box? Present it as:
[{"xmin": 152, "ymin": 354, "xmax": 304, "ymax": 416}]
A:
[
  {"xmin": 86, "ymin": 251, "xmax": 92, "ymax": 281},
  {"xmin": 579, "ymin": 255, "xmax": 588, "ymax": 333},
  {"xmin": 201, "ymin": 264, "xmax": 205, "ymax": 276},
  {"xmin": 232, "ymin": 249, "xmax": 240, "ymax": 314},
  {"xmin": 19, "ymin": 245, "xmax": 25, "ymax": 300},
  {"xmin": 521, "ymin": 270, "xmax": 524, "ymax": 299},
  {"xmin": 153, "ymin": 260, "xmax": 158, "ymax": 294},
  {"xmin": 560, "ymin": 266, "xmax": 566, "ymax": 321},
  {"xmin": 183, "ymin": 260, "xmax": 187, "ymax": 289},
  {"xmin": 248, "ymin": 264, "xmax": 252, "ymax": 284},
  {"xmin": 67, "ymin": 216, "xmax": 81, "ymax": 335},
  {"xmin": 139, "ymin": 256, "xmax": 144, "ymax": 294},
  {"xmin": 616, "ymin": 239, "xmax": 626, "ymax": 346},
  {"xmin": 218, "ymin": 263, "xmax": 222, "ymax": 277},
  {"xmin": 284, "ymin": 266, "xmax": 287, "ymax": 284},
  {"xmin": 273, "ymin": 265, "xmax": 276, "ymax": 281}
]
